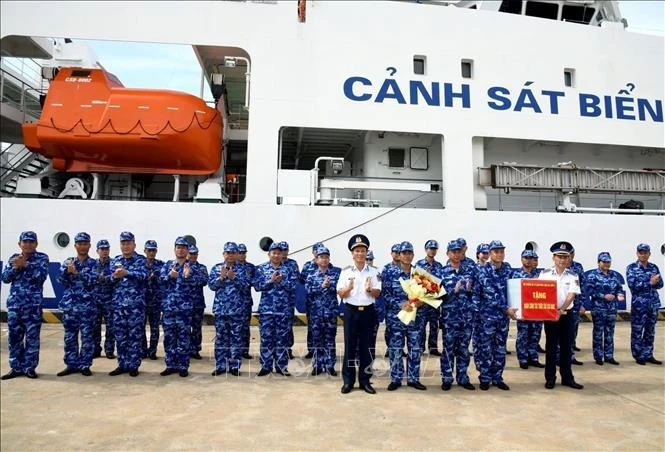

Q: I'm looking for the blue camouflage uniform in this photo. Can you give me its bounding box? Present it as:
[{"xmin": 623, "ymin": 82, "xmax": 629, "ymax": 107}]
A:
[
  {"xmin": 109, "ymin": 232, "xmax": 148, "ymax": 372},
  {"xmin": 569, "ymin": 260, "xmax": 586, "ymax": 354},
  {"xmin": 305, "ymin": 247, "xmax": 341, "ymax": 372},
  {"xmin": 187, "ymin": 246, "xmax": 209, "ymax": 357},
  {"xmin": 626, "ymin": 244, "xmax": 663, "ymax": 362},
  {"xmin": 209, "ymin": 242, "xmax": 249, "ymax": 373},
  {"xmin": 237, "ymin": 243, "xmax": 256, "ymax": 356},
  {"xmin": 300, "ymin": 243, "xmax": 322, "ymax": 356},
  {"xmin": 471, "ymin": 243, "xmax": 489, "ymax": 366},
  {"xmin": 476, "ymin": 241, "xmax": 513, "ymax": 386},
  {"xmin": 380, "ymin": 243, "xmax": 402, "ymax": 356},
  {"xmin": 416, "ymin": 240, "xmax": 444, "ymax": 354},
  {"xmin": 512, "ymin": 250, "xmax": 543, "ymax": 367},
  {"xmin": 159, "ymin": 237, "xmax": 196, "ymax": 372},
  {"xmin": 93, "ymin": 240, "xmax": 115, "ymax": 357},
  {"xmin": 385, "ymin": 242, "xmax": 424, "ymax": 385},
  {"xmin": 254, "ymin": 244, "xmax": 298, "ymax": 372},
  {"xmin": 584, "ymin": 253, "xmax": 625, "ymax": 363},
  {"xmin": 278, "ymin": 242, "xmax": 300, "ymax": 356},
  {"xmin": 58, "ymin": 232, "xmax": 99, "ymax": 372},
  {"xmin": 439, "ymin": 240, "xmax": 477, "ymax": 386},
  {"xmin": 1, "ymin": 231, "xmax": 49, "ymax": 376},
  {"xmin": 142, "ymin": 240, "xmax": 164, "ymax": 358}
]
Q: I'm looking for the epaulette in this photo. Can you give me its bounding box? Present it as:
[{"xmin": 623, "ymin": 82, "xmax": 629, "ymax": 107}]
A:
[{"xmin": 342, "ymin": 265, "xmax": 353, "ymax": 271}]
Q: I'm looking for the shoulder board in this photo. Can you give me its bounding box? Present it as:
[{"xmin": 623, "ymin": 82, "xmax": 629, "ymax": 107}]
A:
[{"xmin": 342, "ymin": 265, "xmax": 353, "ymax": 271}]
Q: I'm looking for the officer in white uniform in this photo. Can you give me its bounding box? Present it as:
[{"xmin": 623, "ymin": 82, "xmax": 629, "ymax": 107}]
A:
[
  {"xmin": 538, "ymin": 241, "xmax": 584, "ymax": 390},
  {"xmin": 337, "ymin": 234, "xmax": 381, "ymax": 395}
]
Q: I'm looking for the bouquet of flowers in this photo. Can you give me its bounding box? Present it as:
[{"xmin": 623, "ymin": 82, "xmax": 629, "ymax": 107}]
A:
[{"xmin": 397, "ymin": 266, "xmax": 446, "ymax": 325}]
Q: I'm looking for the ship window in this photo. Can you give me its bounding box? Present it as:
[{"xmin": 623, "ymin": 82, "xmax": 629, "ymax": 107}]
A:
[
  {"xmin": 413, "ymin": 56, "xmax": 426, "ymax": 75},
  {"xmin": 562, "ymin": 4, "xmax": 595, "ymax": 24},
  {"xmin": 410, "ymin": 147, "xmax": 428, "ymax": 170},
  {"xmin": 461, "ymin": 60, "xmax": 473, "ymax": 79},
  {"xmin": 499, "ymin": 0, "xmax": 522, "ymax": 14},
  {"xmin": 388, "ymin": 148, "xmax": 406, "ymax": 168},
  {"xmin": 54, "ymin": 232, "xmax": 70, "ymax": 249},
  {"xmin": 525, "ymin": 1, "xmax": 558, "ymax": 20},
  {"xmin": 564, "ymin": 68, "xmax": 574, "ymax": 87}
]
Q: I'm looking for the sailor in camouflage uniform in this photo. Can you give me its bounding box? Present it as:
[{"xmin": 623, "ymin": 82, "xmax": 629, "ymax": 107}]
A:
[
  {"xmin": 476, "ymin": 240, "xmax": 516, "ymax": 391},
  {"xmin": 57, "ymin": 232, "xmax": 99, "ymax": 377},
  {"xmin": 159, "ymin": 237, "xmax": 196, "ymax": 377},
  {"xmin": 236, "ymin": 243, "xmax": 255, "ymax": 359},
  {"xmin": 416, "ymin": 239, "xmax": 444, "ymax": 356},
  {"xmin": 1, "ymin": 231, "xmax": 49, "ymax": 380},
  {"xmin": 108, "ymin": 231, "xmax": 147, "ymax": 377},
  {"xmin": 584, "ymin": 252, "xmax": 625, "ymax": 365},
  {"xmin": 254, "ymin": 242, "xmax": 298, "ymax": 376},
  {"xmin": 209, "ymin": 242, "xmax": 249, "ymax": 376},
  {"xmin": 142, "ymin": 240, "xmax": 164, "ymax": 360},
  {"xmin": 568, "ymin": 253, "xmax": 586, "ymax": 364},
  {"xmin": 187, "ymin": 245, "xmax": 209, "ymax": 360},
  {"xmin": 300, "ymin": 242, "xmax": 324, "ymax": 359},
  {"xmin": 278, "ymin": 241, "xmax": 300, "ymax": 359},
  {"xmin": 512, "ymin": 250, "xmax": 545, "ymax": 370},
  {"xmin": 626, "ymin": 243, "xmax": 663, "ymax": 365},
  {"xmin": 93, "ymin": 239, "xmax": 116, "ymax": 359},
  {"xmin": 381, "ymin": 243, "xmax": 403, "ymax": 358},
  {"xmin": 305, "ymin": 246, "xmax": 341, "ymax": 375}
]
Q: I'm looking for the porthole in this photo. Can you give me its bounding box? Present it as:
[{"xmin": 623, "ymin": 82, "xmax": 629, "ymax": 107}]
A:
[
  {"xmin": 524, "ymin": 241, "xmax": 538, "ymax": 253},
  {"xmin": 54, "ymin": 232, "xmax": 70, "ymax": 248},
  {"xmin": 183, "ymin": 235, "xmax": 197, "ymax": 246},
  {"xmin": 259, "ymin": 236, "xmax": 274, "ymax": 252}
]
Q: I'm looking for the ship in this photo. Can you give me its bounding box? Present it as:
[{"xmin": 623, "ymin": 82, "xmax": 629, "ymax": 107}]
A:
[{"xmin": 0, "ymin": 0, "xmax": 663, "ymax": 313}]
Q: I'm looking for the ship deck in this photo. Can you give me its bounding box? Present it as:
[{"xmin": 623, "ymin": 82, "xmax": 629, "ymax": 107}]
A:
[{"xmin": 1, "ymin": 322, "xmax": 663, "ymax": 451}]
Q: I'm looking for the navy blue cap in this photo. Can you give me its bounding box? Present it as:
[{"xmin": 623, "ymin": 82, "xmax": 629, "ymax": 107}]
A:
[
  {"xmin": 399, "ymin": 241, "xmax": 414, "ymax": 253},
  {"xmin": 457, "ymin": 237, "xmax": 467, "ymax": 247},
  {"xmin": 96, "ymin": 239, "xmax": 110, "ymax": 249},
  {"xmin": 637, "ymin": 243, "xmax": 650, "ymax": 252},
  {"xmin": 425, "ymin": 239, "xmax": 439, "ymax": 250},
  {"xmin": 316, "ymin": 246, "xmax": 330, "ymax": 257},
  {"xmin": 348, "ymin": 234, "xmax": 370, "ymax": 251},
  {"xmin": 391, "ymin": 243, "xmax": 401, "ymax": 253},
  {"xmin": 550, "ymin": 241, "xmax": 574, "ymax": 255},
  {"xmin": 174, "ymin": 236, "xmax": 189, "ymax": 246},
  {"xmin": 224, "ymin": 242, "xmax": 239, "ymax": 253},
  {"xmin": 188, "ymin": 245, "xmax": 199, "ymax": 254},
  {"xmin": 277, "ymin": 241, "xmax": 289, "ymax": 251},
  {"xmin": 312, "ymin": 242, "xmax": 323, "ymax": 251},
  {"xmin": 237, "ymin": 243, "xmax": 247, "ymax": 253},
  {"xmin": 269, "ymin": 242, "xmax": 281, "ymax": 251},
  {"xmin": 476, "ymin": 243, "xmax": 489, "ymax": 254},
  {"xmin": 447, "ymin": 240, "xmax": 462, "ymax": 251},
  {"xmin": 521, "ymin": 250, "xmax": 538, "ymax": 258},
  {"xmin": 144, "ymin": 240, "xmax": 158, "ymax": 250},
  {"xmin": 120, "ymin": 231, "xmax": 135, "ymax": 241},
  {"xmin": 19, "ymin": 231, "xmax": 37, "ymax": 241},
  {"xmin": 489, "ymin": 240, "xmax": 505, "ymax": 251},
  {"xmin": 597, "ymin": 252, "xmax": 612, "ymax": 262},
  {"xmin": 367, "ymin": 250, "xmax": 375, "ymax": 260},
  {"xmin": 74, "ymin": 232, "xmax": 91, "ymax": 243}
]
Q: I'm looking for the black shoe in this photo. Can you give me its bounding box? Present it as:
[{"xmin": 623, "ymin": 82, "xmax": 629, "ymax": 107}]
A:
[
  {"xmin": 105, "ymin": 352, "xmax": 116, "ymax": 359},
  {"xmin": 327, "ymin": 368, "xmax": 338, "ymax": 377},
  {"xmin": 304, "ymin": 351, "xmax": 314, "ymax": 359},
  {"xmin": 191, "ymin": 352, "xmax": 202, "ymax": 360},
  {"xmin": 460, "ymin": 382, "xmax": 476, "ymax": 390},
  {"xmin": 108, "ymin": 367, "xmax": 126, "ymax": 376},
  {"xmin": 636, "ymin": 359, "xmax": 646, "ymax": 365},
  {"xmin": 529, "ymin": 360, "xmax": 545, "ymax": 368},
  {"xmin": 179, "ymin": 370, "xmax": 189, "ymax": 377},
  {"xmin": 149, "ymin": 352, "xmax": 158, "ymax": 360},
  {"xmin": 57, "ymin": 367, "xmax": 79, "ymax": 377},
  {"xmin": 242, "ymin": 353, "xmax": 254, "ymax": 360},
  {"xmin": 538, "ymin": 346, "xmax": 546, "ymax": 353},
  {"xmin": 287, "ymin": 350, "xmax": 295, "ymax": 360},
  {"xmin": 387, "ymin": 381, "xmax": 402, "ymax": 391},
  {"xmin": 276, "ymin": 369, "xmax": 291, "ymax": 377},
  {"xmin": 129, "ymin": 369, "xmax": 139, "ymax": 377},
  {"xmin": 646, "ymin": 356, "xmax": 663, "ymax": 365},
  {"xmin": 506, "ymin": 350, "xmax": 512, "ymax": 355},
  {"xmin": 519, "ymin": 363, "xmax": 529, "ymax": 369},
  {"xmin": 360, "ymin": 384, "xmax": 376, "ymax": 394},
  {"xmin": 493, "ymin": 381, "xmax": 510, "ymax": 391},
  {"xmin": 429, "ymin": 350, "xmax": 442, "ymax": 357},
  {"xmin": 572, "ymin": 359, "xmax": 583, "ymax": 366},
  {"xmin": 441, "ymin": 382, "xmax": 452, "ymax": 391},
  {"xmin": 595, "ymin": 359, "xmax": 604, "ymax": 366},
  {"xmin": 257, "ymin": 368, "xmax": 271, "ymax": 377},
  {"xmin": 573, "ymin": 346, "xmax": 581, "ymax": 352},
  {"xmin": 1, "ymin": 370, "xmax": 24, "ymax": 380},
  {"xmin": 229, "ymin": 369, "xmax": 240, "ymax": 377},
  {"xmin": 340, "ymin": 384, "xmax": 353, "ymax": 394},
  {"xmin": 545, "ymin": 380, "xmax": 555, "ymax": 389},
  {"xmin": 479, "ymin": 382, "xmax": 490, "ymax": 391},
  {"xmin": 93, "ymin": 351, "xmax": 102, "ymax": 359},
  {"xmin": 311, "ymin": 368, "xmax": 323, "ymax": 376},
  {"xmin": 562, "ymin": 380, "xmax": 583, "ymax": 390},
  {"xmin": 212, "ymin": 369, "xmax": 226, "ymax": 376},
  {"xmin": 160, "ymin": 368, "xmax": 176, "ymax": 376},
  {"xmin": 80, "ymin": 368, "xmax": 92, "ymax": 377},
  {"xmin": 25, "ymin": 370, "xmax": 38, "ymax": 379},
  {"xmin": 605, "ymin": 358, "xmax": 620, "ymax": 365},
  {"xmin": 407, "ymin": 381, "xmax": 427, "ymax": 391}
]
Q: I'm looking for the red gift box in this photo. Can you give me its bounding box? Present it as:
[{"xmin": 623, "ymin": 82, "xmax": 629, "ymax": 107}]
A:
[{"xmin": 519, "ymin": 279, "xmax": 559, "ymax": 321}]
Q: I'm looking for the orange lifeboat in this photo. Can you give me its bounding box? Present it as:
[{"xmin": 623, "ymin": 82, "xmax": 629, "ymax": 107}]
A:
[{"xmin": 22, "ymin": 67, "xmax": 222, "ymax": 175}]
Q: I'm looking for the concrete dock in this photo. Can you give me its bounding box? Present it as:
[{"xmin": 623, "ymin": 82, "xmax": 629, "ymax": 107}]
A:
[{"xmin": 1, "ymin": 322, "xmax": 664, "ymax": 451}]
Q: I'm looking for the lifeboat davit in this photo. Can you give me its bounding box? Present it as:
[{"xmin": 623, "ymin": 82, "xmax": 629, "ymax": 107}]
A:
[{"xmin": 22, "ymin": 67, "xmax": 222, "ymax": 175}]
